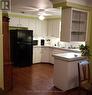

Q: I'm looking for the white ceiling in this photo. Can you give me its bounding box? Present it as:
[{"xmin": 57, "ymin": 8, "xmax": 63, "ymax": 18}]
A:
[
  {"xmin": 11, "ymin": 0, "xmax": 92, "ymax": 17},
  {"xmin": 11, "ymin": 0, "xmax": 61, "ymax": 17}
]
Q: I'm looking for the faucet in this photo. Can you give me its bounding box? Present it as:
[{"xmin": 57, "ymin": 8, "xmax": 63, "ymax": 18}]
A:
[
  {"xmin": 57, "ymin": 42, "xmax": 60, "ymax": 47},
  {"xmin": 68, "ymin": 45, "xmax": 73, "ymax": 49},
  {"xmin": 70, "ymin": 45, "xmax": 73, "ymax": 49}
]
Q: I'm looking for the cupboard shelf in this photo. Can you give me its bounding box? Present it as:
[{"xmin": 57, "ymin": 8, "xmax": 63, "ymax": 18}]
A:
[
  {"xmin": 71, "ymin": 31, "xmax": 86, "ymax": 34},
  {"xmin": 72, "ymin": 20, "xmax": 85, "ymax": 23},
  {"xmin": 61, "ymin": 8, "xmax": 87, "ymax": 42}
]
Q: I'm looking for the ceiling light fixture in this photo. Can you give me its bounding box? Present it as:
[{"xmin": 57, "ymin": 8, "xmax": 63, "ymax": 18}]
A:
[{"xmin": 39, "ymin": 15, "xmax": 45, "ymax": 20}]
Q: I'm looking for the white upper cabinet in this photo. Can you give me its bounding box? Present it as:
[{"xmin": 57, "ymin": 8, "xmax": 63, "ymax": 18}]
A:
[
  {"xmin": 61, "ymin": 8, "xmax": 88, "ymax": 42},
  {"xmin": 33, "ymin": 19, "xmax": 47, "ymax": 37},
  {"xmin": 9, "ymin": 16, "xmax": 29, "ymax": 27},
  {"xmin": 35, "ymin": 19, "xmax": 41, "ymax": 37},
  {"xmin": 9, "ymin": 16, "xmax": 47, "ymax": 37},
  {"xmin": 28, "ymin": 18, "xmax": 36, "ymax": 36},
  {"xmin": 47, "ymin": 18, "xmax": 61, "ymax": 38},
  {"xmin": 9, "ymin": 16, "xmax": 20, "ymax": 27},
  {"xmin": 40, "ymin": 20, "xmax": 47, "ymax": 37},
  {"xmin": 19, "ymin": 18, "xmax": 29, "ymax": 27}
]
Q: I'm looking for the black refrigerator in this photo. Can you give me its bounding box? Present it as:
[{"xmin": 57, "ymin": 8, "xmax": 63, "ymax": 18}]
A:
[{"xmin": 10, "ymin": 30, "xmax": 33, "ymax": 67}]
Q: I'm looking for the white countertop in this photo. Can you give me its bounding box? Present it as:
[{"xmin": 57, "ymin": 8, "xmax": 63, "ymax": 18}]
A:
[
  {"xmin": 53, "ymin": 52, "xmax": 86, "ymax": 61},
  {"xmin": 33, "ymin": 45, "xmax": 81, "ymax": 53}
]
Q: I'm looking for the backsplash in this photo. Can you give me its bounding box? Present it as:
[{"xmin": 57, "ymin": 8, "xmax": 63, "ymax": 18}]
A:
[{"xmin": 33, "ymin": 37, "xmax": 85, "ymax": 49}]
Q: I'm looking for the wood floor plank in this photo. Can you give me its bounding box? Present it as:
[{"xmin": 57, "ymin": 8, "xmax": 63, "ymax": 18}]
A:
[{"xmin": 6, "ymin": 63, "xmax": 87, "ymax": 95}]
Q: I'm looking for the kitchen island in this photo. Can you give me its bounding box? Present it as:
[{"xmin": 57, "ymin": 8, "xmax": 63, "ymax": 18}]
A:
[{"xmin": 53, "ymin": 52, "xmax": 86, "ymax": 91}]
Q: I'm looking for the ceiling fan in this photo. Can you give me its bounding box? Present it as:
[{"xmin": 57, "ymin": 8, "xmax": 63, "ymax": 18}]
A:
[
  {"xmin": 22, "ymin": 6, "xmax": 60, "ymax": 15},
  {"xmin": 13, "ymin": 6, "xmax": 61, "ymax": 20}
]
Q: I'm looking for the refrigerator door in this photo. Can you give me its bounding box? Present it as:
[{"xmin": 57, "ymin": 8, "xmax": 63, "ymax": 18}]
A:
[{"xmin": 10, "ymin": 30, "xmax": 33, "ymax": 67}]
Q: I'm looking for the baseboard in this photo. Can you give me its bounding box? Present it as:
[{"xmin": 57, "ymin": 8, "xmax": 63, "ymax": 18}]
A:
[
  {"xmin": 33, "ymin": 62, "xmax": 53, "ymax": 65},
  {"xmin": 0, "ymin": 88, "xmax": 6, "ymax": 95}
]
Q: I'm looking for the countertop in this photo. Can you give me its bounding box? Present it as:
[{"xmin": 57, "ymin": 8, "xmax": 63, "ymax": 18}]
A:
[
  {"xmin": 53, "ymin": 52, "xmax": 86, "ymax": 62},
  {"xmin": 33, "ymin": 45, "xmax": 81, "ymax": 53}
]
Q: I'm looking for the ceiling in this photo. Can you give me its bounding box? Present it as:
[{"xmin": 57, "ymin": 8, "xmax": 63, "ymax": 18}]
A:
[{"xmin": 11, "ymin": 0, "xmax": 61, "ymax": 17}]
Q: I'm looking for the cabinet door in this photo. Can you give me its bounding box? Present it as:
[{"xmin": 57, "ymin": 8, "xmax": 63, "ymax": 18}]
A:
[
  {"xmin": 47, "ymin": 19, "xmax": 61, "ymax": 38},
  {"xmin": 49, "ymin": 48, "xmax": 69, "ymax": 64},
  {"xmin": 41, "ymin": 47, "xmax": 50, "ymax": 63},
  {"xmin": 28, "ymin": 19, "xmax": 46, "ymax": 37},
  {"xmin": 54, "ymin": 59, "xmax": 79, "ymax": 91},
  {"xmin": 52, "ymin": 19, "xmax": 61, "ymax": 37},
  {"xmin": 49, "ymin": 48, "xmax": 54, "ymax": 64},
  {"xmin": 71, "ymin": 10, "xmax": 87, "ymax": 41},
  {"xmin": 52, "ymin": 49, "xmax": 69, "ymax": 64},
  {"xmin": 9, "ymin": 16, "xmax": 20, "ymax": 27},
  {"xmin": 53, "ymin": 48, "xmax": 69, "ymax": 54},
  {"xmin": 61, "ymin": 8, "xmax": 87, "ymax": 42},
  {"xmin": 20, "ymin": 18, "xmax": 28, "ymax": 27},
  {"xmin": 28, "ymin": 18, "xmax": 36, "ymax": 36},
  {"xmin": 60, "ymin": 8, "xmax": 72, "ymax": 42},
  {"xmin": 35, "ymin": 19, "xmax": 41, "ymax": 37},
  {"xmin": 67, "ymin": 61, "xmax": 79, "ymax": 88},
  {"xmin": 40, "ymin": 20, "xmax": 47, "ymax": 37},
  {"xmin": 33, "ymin": 47, "xmax": 41, "ymax": 63},
  {"xmin": 47, "ymin": 20, "xmax": 53, "ymax": 36},
  {"xmin": 9, "ymin": 16, "xmax": 29, "ymax": 27}
]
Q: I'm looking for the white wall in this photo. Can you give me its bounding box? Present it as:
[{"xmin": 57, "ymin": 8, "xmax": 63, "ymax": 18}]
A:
[
  {"xmin": 0, "ymin": 12, "xmax": 4, "ymax": 89},
  {"xmin": 52, "ymin": 0, "xmax": 67, "ymax": 4},
  {"xmin": 0, "ymin": 35, "xmax": 4, "ymax": 89}
]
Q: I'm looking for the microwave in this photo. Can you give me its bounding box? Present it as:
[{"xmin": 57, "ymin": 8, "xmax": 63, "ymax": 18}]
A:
[{"xmin": 33, "ymin": 40, "xmax": 38, "ymax": 45}]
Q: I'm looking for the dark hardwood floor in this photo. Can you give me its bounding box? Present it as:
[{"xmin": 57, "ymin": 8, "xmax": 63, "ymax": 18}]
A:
[{"xmin": 6, "ymin": 63, "xmax": 87, "ymax": 95}]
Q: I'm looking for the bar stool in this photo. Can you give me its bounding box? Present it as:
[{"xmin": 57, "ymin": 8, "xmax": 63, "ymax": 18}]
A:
[{"xmin": 78, "ymin": 60, "xmax": 92, "ymax": 95}]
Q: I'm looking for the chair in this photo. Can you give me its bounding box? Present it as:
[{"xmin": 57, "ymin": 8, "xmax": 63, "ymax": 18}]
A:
[{"xmin": 78, "ymin": 60, "xmax": 92, "ymax": 95}]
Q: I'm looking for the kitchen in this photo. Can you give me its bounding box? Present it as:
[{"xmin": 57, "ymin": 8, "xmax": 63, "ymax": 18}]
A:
[
  {"xmin": 9, "ymin": 9, "xmax": 85, "ymax": 64},
  {"xmin": 0, "ymin": 0, "xmax": 92, "ymax": 95}
]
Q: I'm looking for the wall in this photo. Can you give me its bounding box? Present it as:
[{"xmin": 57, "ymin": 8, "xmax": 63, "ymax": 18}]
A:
[
  {"xmin": 0, "ymin": 11, "xmax": 4, "ymax": 89},
  {"xmin": 49, "ymin": 38, "xmax": 85, "ymax": 48},
  {"xmin": 88, "ymin": 10, "xmax": 92, "ymax": 80},
  {"xmin": 67, "ymin": 0, "xmax": 92, "ymax": 7},
  {"xmin": 52, "ymin": 0, "xmax": 67, "ymax": 4}
]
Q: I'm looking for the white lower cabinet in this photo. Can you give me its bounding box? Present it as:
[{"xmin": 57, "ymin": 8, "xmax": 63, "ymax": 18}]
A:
[
  {"xmin": 50, "ymin": 48, "xmax": 70, "ymax": 64},
  {"xmin": 40, "ymin": 47, "xmax": 66, "ymax": 64},
  {"xmin": 33, "ymin": 47, "xmax": 41, "ymax": 64},
  {"xmin": 49, "ymin": 48, "xmax": 54, "ymax": 64},
  {"xmin": 41, "ymin": 47, "xmax": 50, "ymax": 63},
  {"xmin": 54, "ymin": 58, "xmax": 79, "ymax": 91},
  {"xmin": 53, "ymin": 48, "xmax": 69, "ymax": 54},
  {"xmin": 33, "ymin": 47, "xmax": 50, "ymax": 64},
  {"xmin": 33, "ymin": 46, "xmax": 75, "ymax": 64}
]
